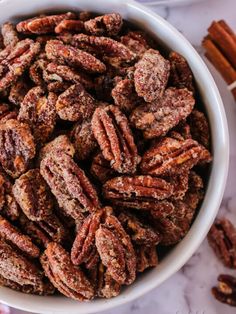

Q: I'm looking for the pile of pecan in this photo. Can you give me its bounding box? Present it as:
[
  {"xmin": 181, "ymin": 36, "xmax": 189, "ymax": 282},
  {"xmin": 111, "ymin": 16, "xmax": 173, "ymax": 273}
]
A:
[{"xmin": 0, "ymin": 11, "xmax": 212, "ymax": 300}]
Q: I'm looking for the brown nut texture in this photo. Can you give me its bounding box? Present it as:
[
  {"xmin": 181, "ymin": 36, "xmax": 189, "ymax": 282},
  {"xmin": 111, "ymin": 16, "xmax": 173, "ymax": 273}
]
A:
[
  {"xmin": 84, "ymin": 13, "xmax": 123, "ymax": 36},
  {"xmin": 188, "ymin": 109, "xmax": 210, "ymax": 148},
  {"xmin": 90, "ymin": 152, "xmax": 117, "ymax": 184},
  {"xmin": 1, "ymin": 22, "xmax": 19, "ymax": 47},
  {"xmin": 120, "ymin": 31, "xmax": 150, "ymax": 58},
  {"xmin": 212, "ymin": 274, "xmax": 236, "ymax": 307},
  {"xmin": 55, "ymin": 20, "xmax": 84, "ymax": 34},
  {"xmin": 135, "ymin": 245, "xmax": 158, "ymax": 272}
]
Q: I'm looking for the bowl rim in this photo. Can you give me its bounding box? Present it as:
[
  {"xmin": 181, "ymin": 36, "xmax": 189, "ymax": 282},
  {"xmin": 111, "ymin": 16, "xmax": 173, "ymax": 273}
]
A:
[{"xmin": 0, "ymin": 0, "xmax": 229, "ymax": 313}]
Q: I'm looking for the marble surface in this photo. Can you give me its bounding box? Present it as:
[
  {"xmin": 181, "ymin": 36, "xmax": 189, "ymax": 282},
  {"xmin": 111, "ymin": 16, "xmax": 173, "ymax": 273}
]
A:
[{"xmin": 9, "ymin": 0, "xmax": 236, "ymax": 313}]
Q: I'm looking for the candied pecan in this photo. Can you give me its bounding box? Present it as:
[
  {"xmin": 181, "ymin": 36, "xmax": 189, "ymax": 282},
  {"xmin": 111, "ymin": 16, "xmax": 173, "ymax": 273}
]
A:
[
  {"xmin": 56, "ymin": 83, "xmax": 96, "ymax": 122},
  {"xmin": 0, "ymin": 103, "xmax": 17, "ymax": 123},
  {"xmin": 188, "ymin": 109, "xmax": 210, "ymax": 148},
  {"xmin": 0, "ymin": 215, "xmax": 40, "ymax": 258},
  {"xmin": 166, "ymin": 172, "xmax": 189, "ymax": 200},
  {"xmin": 18, "ymin": 87, "xmax": 57, "ymax": 143},
  {"xmin": 172, "ymin": 121, "xmax": 192, "ymax": 140},
  {"xmin": 0, "ymin": 168, "xmax": 20, "ymax": 221},
  {"xmin": 47, "ymin": 81, "xmax": 71, "ymax": 93},
  {"xmin": 95, "ymin": 214, "xmax": 136, "ymax": 285},
  {"xmin": 1, "ymin": 22, "xmax": 19, "ymax": 47},
  {"xmin": 29, "ymin": 59, "xmax": 49, "ymax": 86},
  {"xmin": 121, "ymin": 31, "xmax": 150, "ymax": 58},
  {"xmin": 134, "ymin": 49, "xmax": 170, "ymax": 102},
  {"xmin": 55, "ymin": 19, "xmax": 84, "ymax": 33},
  {"xmin": 71, "ymin": 210, "xmax": 103, "ymax": 267},
  {"xmin": 45, "ymin": 40, "xmax": 106, "ymax": 73},
  {"xmin": 91, "ymin": 105, "xmax": 140, "ymax": 174},
  {"xmin": 135, "ymin": 245, "xmax": 158, "ymax": 272},
  {"xmin": 16, "ymin": 12, "xmax": 77, "ymax": 34},
  {"xmin": 212, "ymin": 274, "xmax": 236, "ymax": 307},
  {"xmin": 0, "ymin": 119, "xmax": 36, "ymax": 178},
  {"xmin": 208, "ymin": 218, "xmax": 236, "ymax": 268},
  {"xmin": 169, "ymin": 51, "xmax": 194, "ymax": 92},
  {"xmin": 118, "ymin": 212, "xmax": 161, "ymax": 246},
  {"xmin": 0, "ymin": 238, "xmax": 47, "ymax": 292},
  {"xmin": 9, "ymin": 77, "xmax": 30, "ymax": 106},
  {"xmin": 111, "ymin": 78, "xmax": 143, "ymax": 113},
  {"xmin": 40, "ymin": 151, "xmax": 100, "ymax": 219},
  {"xmin": 72, "ymin": 34, "xmax": 135, "ymax": 63},
  {"xmin": 90, "ymin": 152, "xmax": 116, "ymax": 184},
  {"xmin": 84, "ymin": 13, "xmax": 122, "ymax": 36},
  {"xmin": 130, "ymin": 87, "xmax": 195, "ymax": 139},
  {"xmin": 70, "ymin": 120, "xmax": 98, "ymax": 160},
  {"xmin": 13, "ymin": 169, "xmax": 54, "ymax": 221},
  {"xmin": 41, "ymin": 242, "xmax": 94, "ymax": 300},
  {"xmin": 46, "ymin": 62, "xmax": 94, "ymax": 89},
  {"xmin": 140, "ymin": 137, "xmax": 211, "ymax": 176}
]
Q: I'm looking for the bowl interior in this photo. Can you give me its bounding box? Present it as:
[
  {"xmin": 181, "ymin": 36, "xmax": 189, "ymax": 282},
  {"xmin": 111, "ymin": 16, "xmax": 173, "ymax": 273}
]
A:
[{"xmin": 0, "ymin": 0, "xmax": 229, "ymax": 313}]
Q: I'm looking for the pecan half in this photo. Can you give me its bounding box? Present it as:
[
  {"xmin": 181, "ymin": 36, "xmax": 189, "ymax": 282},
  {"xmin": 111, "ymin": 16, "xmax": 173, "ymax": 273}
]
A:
[
  {"xmin": 16, "ymin": 12, "xmax": 77, "ymax": 34},
  {"xmin": 18, "ymin": 87, "xmax": 57, "ymax": 143},
  {"xmin": 135, "ymin": 245, "xmax": 158, "ymax": 272},
  {"xmin": 0, "ymin": 103, "xmax": 17, "ymax": 123},
  {"xmin": 0, "ymin": 119, "xmax": 36, "ymax": 178},
  {"xmin": 140, "ymin": 137, "xmax": 211, "ymax": 176},
  {"xmin": 90, "ymin": 152, "xmax": 117, "ymax": 184},
  {"xmin": 9, "ymin": 77, "xmax": 30, "ymax": 106},
  {"xmin": 45, "ymin": 40, "xmax": 106, "ymax": 73},
  {"xmin": 84, "ymin": 13, "xmax": 123, "ymax": 36},
  {"xmin": 134, "ymin": 49, "xmax": 170, "ymax": 102},
  {"xmin": 56, "ymin": 83, "xmax": 97, "ymax": 122},
  {"xmin": 91, "ymin": 105, "xmax": 140, "ymax": 174},
  {"xmin": 13, "ymin": 169, "xmax": 54, "ymax": 221},
  {"xmin": 1, "ymin": 22, "xmax": 19, "ymax": 47},
  {"xmin": 55, "ymin": 20, "xmax": 84, "ymax": 34},
  {"xmin": 29, "ymin": 59, "xmax": 49, "ymax": 87},
  {"xmin": 40, "ymin": 151, "xmax": 100, "ymax": 219},
  {"xmin": 41, "ymin": 242, "xmax": 94, "ymax": 300},
  {"xmin": 188, "ymin": 109, "xmax": 210, "ymax": 148},
  {"xmin": 130, "ymin": 87, "xmax": 195, "ymax": 139},
  {"xmin": 120, "ymin": 31, "xmax": 150, "ymax": 58},
  {"xmin": 212, "ymin": 274, "xmax": 236, "ymax": 307},
  {"xmin": 208, "ymin": 218, "xmax": 236, "ymax": 268},
  {"xmin": 95, "ymin": 214, "xmax": 136, "ymax": 285}
]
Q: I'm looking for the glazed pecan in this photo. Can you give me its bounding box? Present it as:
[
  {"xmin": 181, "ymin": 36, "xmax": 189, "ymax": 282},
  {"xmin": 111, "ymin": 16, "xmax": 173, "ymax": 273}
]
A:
[
  {"xmin": 208, "ymin": 218, "xmax": 236, "ymax": 268},
  {"xmin": 0, "ymin": 39, "xmax": 40, "ymax": 92},
  {"xmin": 47, "ymin": 81, "xmax": 71, "ymax": 94},
  {"xmin": 212, "ymin": 274, "xmax": 236, "ymax": 307},
  {"xmin": 41, "ymin": 242, "xmax": 94, "ymax": 300},
  {"xmin": 134, "ymin": 49, "xmax": 170, "ymax": 102},
  {"xmin": 95, "ymin": 214, "xmax": 136, "ymax": 285},
  {"xmin": 56, "ymin": 83, "xmax": 97, "ymax": 122},
  {"xmin": 40, "ymin": 151, "xmax": 100, "ymax": 219},
  {"xmin": 166, "ymin": 172, "xmax": 189, "ymax": 200},
  {"xmin": 18, "ymin": 87, "xmax": 57, "ymax": 143},
  {"xmin": 9, "ymin": 77, "xmax": 30, "ymax": 106},
  {"xmin": 55, "ymin": 19, "xmax": 84, "ymax": 34},
  {"xmin": 13, "ymin": 169, "xmax": 54, "ymax": 221},
  {"xmin": 0, "ymin": 119, "xmax": 36, "ymax": 178},
  {"xmin": 91, "ymin": 105, "xmax": 140, "ymax": 174},
  {"xmin": 16, "ymin": 12, "xmax": 77, "ymax": 34},
  {"xmin": 118, "ymin": 212, "xmax": 161, "ymax": 246},
  {"xmin": 71, "ymin": 210, "xmax": 103, "ymax": 267},
  {"xmin": 188, "ymin": 109, "xmax": 210, "ymax": 148},
  {"xmin": 135, "ymin": 245, "xmax": 158, "ymax": 272},
  {"xmin": 130, "ymin": 87, "xmax": 195, "ymax": 139},
  {"xmin": 169, "ymin": 51, "xmax": 194, "ymax": 92},
  {"xmin": 0, "ymin": 167, "xmax": 20, "ymax": 221},
  {"xmin": 111, "ymin": 78, "xmax": 143, "ymax": 113},
  {"xmin": 140, "ymin": 137, "xmax": 211, "ymax": 176},
  {"xmin": 0, "ymin": 215, "xmax": 39, "ymax": 258},
  {"xmin": 84, "ymin": 13, "xmax": 123, "ymax": 36},
  {"xmin": 90, "ymin": 152, "xmax": 117, "ymax": 184},
  {"xmin": 120, "ymin": 31, "xmax": 150, "ymax": 58},
  {"xmin": 0, "ymin": 103, "xmax": 17, "ymax": 123},
  {"xmin": 45, "ymin": 40, "xmax": 106, "ymax": 73},
  {"xmin": 70, "ymin": 120, "xmax": 98, "ymax": 160},
  {"xmin": 172, "ymin": 121, "xmax": 192, "ymax": 140},
  {"xmin": 1, "ymin": 22, "xmax": 19, "ymax": 47},
  {"xmin": 29, "ymin": 59, "xmax": 49, "ymax": 87}
]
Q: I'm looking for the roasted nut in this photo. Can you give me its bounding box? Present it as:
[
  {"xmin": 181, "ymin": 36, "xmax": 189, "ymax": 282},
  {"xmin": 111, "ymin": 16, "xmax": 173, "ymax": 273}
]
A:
[
  {"xmin": 0, "ymin": 103, "xmax": 17, "ymax": 123},
  {"xmin": 135, "ymin": 245, "xmax": 158, "ymax": 272},
  {"xmin": 13, "ymin": 169, "xmax": 54, "ymax": 221},
  {"xmin": 208, "ymin": 218, "xmax": 236, "ymax": 268},
  {"xmin": 9, "ymin": 77, "xmax": 30, "ymax": 106},
  {"xmin": 134, "ymin": 49, "xmax": 170, "ymax": 102},
  {"xmin": 40, "ymin": 151, "xmax": 100, "ymax": 219},
  {"xmin": 212, "ymin": 274, "xmax": 236, "ymax": 307},
  {"xmin": 56, "ymin": 83, "xmax": 97, "ymax": 122},
  {"xmin": 120, "ymin": 31, "xmax": 150, "ymax": 58},
  {"xmin": 29, "ymin": 59, "xmax": 49, "ymax": 86},
  {"xmin": 16, "ymin": 12, "xmax": 77, "ymax": 34},
  {"xmin": 41, "ymin": 242, "xmax": 94, "ymax": 300},
  {"xmin": 91, "ymin": 105, "xmax": 140, "ymax": 174},
  {"xmin": 167, "ymin": 172, "xmax": 189, "ymax": 200},
  {"xmin": 130, "ymin": 87, "xmax": 195, "ymax": 139},
  {"xmin": 188, "ymin": 109, "xmax": 210, "ymax": 148},
  {"xmin": 55, "ymin": 19, "xmax": 84, "ymax": 34},
  {"xmin": 1, "ymin": 22, "xmax": 19, "ymax": 47},
  {"xmin": 84, "ymin": 13, "xmax": 123, "ymax": 36},
  {"xmin": 90, "ymin": 152, "xmax": 117, "ymax": 184},
  {"xmin": 18, "ymin": 87, "xmax": 57, "ymax": 143},
  {"xmin": 95, "ymin": 215, "xmax": 136, "ymax": 285},
  {"xmin": 140, "ymin": 137, "xmax": 211, "ymax": 176},
  {"xmin": 45, "ymin": 40, "xmax": 106, "ymax": 73},
  {"xmin": 0, "ymin": 119, "xmax": 36, "ymax": 178}
]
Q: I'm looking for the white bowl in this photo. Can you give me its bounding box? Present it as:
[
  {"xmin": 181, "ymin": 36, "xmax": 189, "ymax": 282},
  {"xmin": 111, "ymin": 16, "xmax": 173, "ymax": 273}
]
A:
[{"xmin": 0, "ymin": 0, "xmax": 229, "ymax": 313}]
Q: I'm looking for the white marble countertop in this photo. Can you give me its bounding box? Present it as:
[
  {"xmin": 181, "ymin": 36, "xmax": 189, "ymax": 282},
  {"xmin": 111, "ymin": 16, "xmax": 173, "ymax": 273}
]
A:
[{"xmin": 9, "ymin": 0, "xmax": 236, "ymax": 313}]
